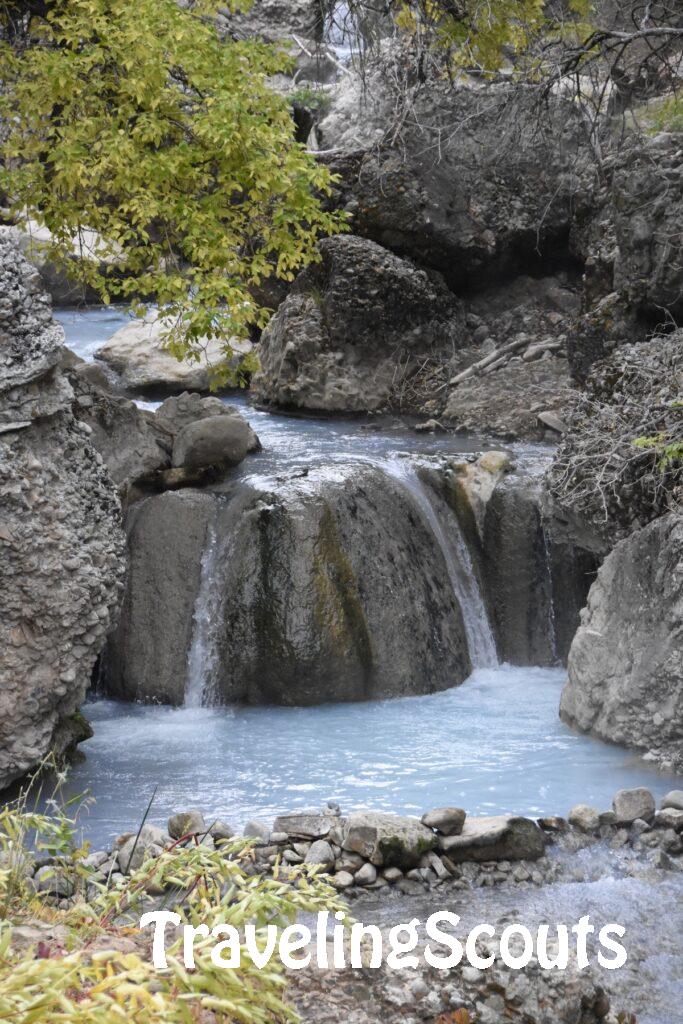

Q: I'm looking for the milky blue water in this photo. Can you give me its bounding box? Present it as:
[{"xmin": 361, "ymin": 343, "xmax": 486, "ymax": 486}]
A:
[
  {"xmin": 54, "ymin": 308, "xmax": 683, "ymax": 853},
  {"xmin": 61, "ymin": 666, "xmax": 680, "ymax": 849}
]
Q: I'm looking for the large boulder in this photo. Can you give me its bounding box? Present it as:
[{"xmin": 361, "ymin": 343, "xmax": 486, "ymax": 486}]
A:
[
  {"xmin": 319, "ymin": 75, "xmax": 591, "ymax": 289},
  {"xmin": 0, "ymin": 238, "xmax": 125, "ymax": 789},
  {"xmin": 438, "ymin": 814, "xmax": 546, "ymax": 863},
  {"xmin": 561, "ymin": 514, "xmax": 683, "ymax": 771},
  {"xmin": 342, "ymin": 811, "xmax": 437, "ymax": 869},
  {"xmin": 155, "ymin": 391, "xmax": 252, "ymax": 437},
  {"xmin": 612, "ymin": 132, "xmax": 683, "ymax": 320},
  {"xmin": 172, "ymin": 415, "xmax": 259, "ymax": 470},
  {"xmin": 104, "ymin": 489, "xmax": 215, "ymax": 704},
  {"xmin": 478, "ymin": 470, "xmax": 597, "ymax": 665},
  {"xmin": 217, "ymin": 0, "xmax": 324, "ymax": 43},
  {"xmin": 65, "ymin": 362, "xmax": 171, "ymax": 500},
  {"xmin": 103, "ymin": 462, "xmax": 473, "ymax": 705},
  {"xmin": 96, "ymin": 315, "xmax": 253, "ymax": 393},
  {"xmin": 254, "ymin": 234, "xmax": 460, "ymax": 413}
]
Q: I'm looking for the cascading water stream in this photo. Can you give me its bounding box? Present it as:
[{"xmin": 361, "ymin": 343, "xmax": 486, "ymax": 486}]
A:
[
  {"xmin": 382, "ymin": 459, "xmax": 499, "ymax": 669},
  {"xmin": 184, "ymin": 518, "xmax": 224, "ymax": 708},
  {"xmin": 541, "ymin": 523, "xmax": 559, "ymax": 665}
]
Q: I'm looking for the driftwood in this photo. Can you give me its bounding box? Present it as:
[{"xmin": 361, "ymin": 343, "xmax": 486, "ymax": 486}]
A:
[{"xmin": 448, "ymin": 335, "xmax": 530, "ymax": 387}]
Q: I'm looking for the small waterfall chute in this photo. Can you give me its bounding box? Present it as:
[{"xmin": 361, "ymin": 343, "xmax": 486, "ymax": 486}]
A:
[
  {"xmin": 383, "ymin": 458, "xmax": 499, "ymax": 669},
  {"xmin": 184, "ymin": 518, "xmax": 224, "ymax": 708}
]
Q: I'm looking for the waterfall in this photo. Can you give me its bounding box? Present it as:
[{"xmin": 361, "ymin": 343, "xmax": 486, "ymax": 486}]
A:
[
  {"xmin": 383, "ymin": 460, "xmax": 499, "ymax": 669},
  {"xmin": 541, "ymin": 524, "xmax": 559, "ymax": 665},
  {"xmin": 324, "ymin": 1, "xmax": 360, "ymax": 58},
  {"xmin": 184, "ymin": 519, "xmax": 223, "ymax": 708}
]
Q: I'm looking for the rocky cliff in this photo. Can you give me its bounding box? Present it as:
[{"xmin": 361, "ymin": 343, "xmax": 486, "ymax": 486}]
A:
[
  {"xmin": 0, "ymin": 238, "xmax": 125, "ymax": 789},
  {"xmin": 561, "ymin": 514, "xmax": 683, "ymax": 771}
]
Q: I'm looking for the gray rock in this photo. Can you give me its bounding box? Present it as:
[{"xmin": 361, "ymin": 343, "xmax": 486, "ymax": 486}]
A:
[
  {"xmin": 116, "ymin": 824, "xmax": 169, "ymax": 875},
  {"xmin": 354, "ymin": 862, "xmax": 378, "ymax": 886},
  {"xmin": 561, "ymin": 515, "xmax": 683, "ymax": 770},
  {"xmin": 172, "ymin": 414, "xmax": 259, "ymax": 471},
  {"xmin": 568, "ymin": 804, "xmax": 601, "ymax": 833},
  {"xmin": 483, "ymin": 472, "xmax": 595, "ymax": 666},
  {"xmin": 155, "ymin": 391, "xmax": 254, "ymax": 440},
  {"xmin": 331, "ymin": 870, "xmax": 354, "ymax": 889},
  {"xmin": 217, "ymin": 0, "xmax": 323, "ymax": 44},
  {"xmin": 654, "ymin": 808, "xmax": 683, "ymax": 832},
  {"xmin": 105, "ymin": 461, "xmax": 471, "ymax": 705},
  {"xmin": 320, "ymin": 78, "xmax": 590, "ymax": 291},
  {"xmin": 663, "ymin": 791, "xmax": 683, "ymax": 811},
  {"xmin": 424, "ymin": 851, "xmax": 451, "ymax": 880},
  {"xmin": 255, "ymin": 234, "xmax": 459, "ymax": 413},
  {"xmin": 0, "ymin": 238, "xmax": 124, "ymax": 790},
  {"xmin": 537, "ymin": 410, "xmax": 568, "ymax": 433},
  {"xmin": 34, "ymin": 866, "xmax": 75, "ymax": 898},
  {"xmin": 103, "ymin": 489, "xmax": 215, "ymax": 704},
  {"xmin": 613, "ymin": 133, "xmax": 683, "ymax": 320},
  {"xmin": 243, "ymin": 820, "xmax": 271, "ymax": 843},
  {"xmin": 95, "ymin": 315, "xmax": 253, "ymax": 393},
  {"xmin": 652, "ymin": 849, "xmax": 676, "ymax": 871},
  {"xmin": 83, "ymin": 851, "xmax": 109, "ymax": 871},
  {"xmin": 342, "ymin": 812, "xmax": 436, "ymax": 869},
  {"xmin": 210, "ymin": 820, "xmax": 235, "ymax": 842},
  {"xmin": 66, "ymin": 368, "xmax": 171, "ymax": 501},
  {"xmin": 336, "ymin": 852, "xmax": 364, "ymax": 873},
  {"xmin": 305, "ymin": 840, "xmax": 335, "ymax": 868},
  {"xmin": 382, "ymin": 866, "xmax": 403, "ymax": 884},
  {"xmin": 612, "ymin": 789, "xmax": 656, "ymax": 826},
  {"xmin": 168, "ymin": 810, "xmax": 207, "ymax": 839},
  {"xmin": 420, "ymin": 807, "xmax": 466, "ymax": 836},
  {"xmin": 272, "ymin": 813, "xmax": 337, "ymax": 840},
  {"xmin": 438, "ymin": 815, "xmax": 546, "ymax": 863},
  {"xmin": 0, "ymin": 222, "xmax": 106, "ymax": 305}
]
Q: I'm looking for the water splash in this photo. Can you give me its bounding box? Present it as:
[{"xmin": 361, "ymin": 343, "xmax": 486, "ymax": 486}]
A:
[
  {"xmin": 542, "ymin": 523, "xmax": 559, "ymax": 665},
  {"xmin": 184, "ymin": 519, "xmax": 224, "ymax": 708},
  {"xmin": 383, "ymin": 458, "xmax": 498, "ymax": 669}
]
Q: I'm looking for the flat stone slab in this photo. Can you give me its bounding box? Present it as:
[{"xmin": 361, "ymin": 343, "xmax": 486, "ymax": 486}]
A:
[
  {"xmin": 438, "ymin": 815, "xmax": 546, "ymax": 863},
  {"xmin": 272, "ymin": 812, "xmax": 340, "ymax": 840}
]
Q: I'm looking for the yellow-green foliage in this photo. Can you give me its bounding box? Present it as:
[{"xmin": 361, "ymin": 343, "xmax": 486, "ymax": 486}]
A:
[
  {"xmin": 0, "ymin": 786, "xmax": 345, "ymax": 1023},
  {"xmin": 647, "ymin": 95, "xmax": 683, "ymax": 133},
  {"xmin": 394, "ymin": 0, "xmax": 545, "ymax": 73},
  {"xmin": 0, "ymin": 0, "xmax": 346, "ymax": 382},
  {"xmin": 393, "ymin": 0, "xmax": 596, "ymax": 77}
]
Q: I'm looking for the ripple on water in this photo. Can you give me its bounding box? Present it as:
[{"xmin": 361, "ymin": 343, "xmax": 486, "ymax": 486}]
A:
[{"xmin": 58, "ymin": 666, "xmax": 681, "ymax": 849}]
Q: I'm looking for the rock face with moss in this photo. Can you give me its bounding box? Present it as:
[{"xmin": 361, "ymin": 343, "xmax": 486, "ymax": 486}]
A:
[
  {"xmin": 254, "ymin": 234, "xmax": 460, "ymax": 413},
  {"xmin": 0, "ymin": 238, "xmax": 125, "ymax": 789},
  {"xmin": 561, "ymin": 513, "xmax": 683, "ymax": 771},
  {"xmin": 105, "ymin": 462, "xmax": 473, "ymax": 704}
]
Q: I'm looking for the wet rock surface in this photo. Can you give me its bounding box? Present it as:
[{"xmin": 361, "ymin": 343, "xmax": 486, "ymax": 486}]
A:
[
  {"xmin": 104, "ymin": 463, "xmax": 473, "ymax": 705},
  {"xmin": 104, "ymin": 489, "xmax": 215, "ymax": 705},
  {"xmin": 0, "ymin": 238, "xmax": 125, "ymax": 789}
]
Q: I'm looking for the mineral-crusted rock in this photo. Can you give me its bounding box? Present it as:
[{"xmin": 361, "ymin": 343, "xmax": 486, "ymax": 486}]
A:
[
  {"xmin": 561, "ymin": 514, "xmax": 683, "ymax": 770},
  {"xmin": 0, "ymin": 237, "xmax": 125, "ymax": 789}
]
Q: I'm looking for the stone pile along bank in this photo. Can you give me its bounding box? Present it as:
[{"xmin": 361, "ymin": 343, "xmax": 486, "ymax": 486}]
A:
[{"xmin": 30, "ymin": 787, "xmax": 683, "ymax": 907}]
